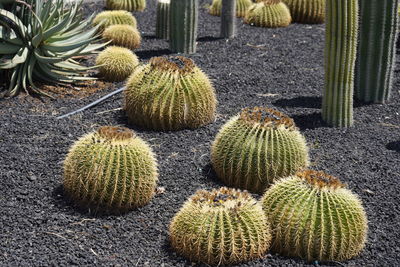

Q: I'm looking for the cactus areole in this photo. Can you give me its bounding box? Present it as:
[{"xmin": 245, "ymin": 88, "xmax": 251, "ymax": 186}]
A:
[{"xmin": 262, "ymin": 170, "xmax": 368, "ymax": 261}]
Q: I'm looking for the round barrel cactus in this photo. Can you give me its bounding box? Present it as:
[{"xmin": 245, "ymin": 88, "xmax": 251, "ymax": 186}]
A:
[
  {"xmin": 262, "ymin": 170, "xmax": 368, "ymax": 261},
  {"xmin": 96, "ymin": 46, "xmax": 139, "ymax": 82},
  {"xmin": 244, "ymin": 0, "xmax": 292, "ymax": 28},
  {"xmin": 282, "ymin": 0, "xmax": 325, "ymax": 24},
  {"xmin": 103, "ymin": 25, "xmax": 141, "ymax": 50},
  {"xmin": 211, "ymin": 107, "xmax": 309, "ymax": 193},
  {"xmin": 63, "ymin": 126, "xmax": 158, "ymax": 213},
  {"xmin": 169, "ymin": 187, "xmax": 272, "ymax": 265},
  {"xmin": 124, "ymin": 56, "xmax": 217, "ymax": 131},
  {"xmin": 209, "ymin": 0, "xmax": 253, "ymax": 17},
  {"xmin": 93, "ymin": 10, "xmax": 137, "ymax": 31},
  {"xmin": 106, "ymin": 0, "xmax": 146, "ymax": 11}
]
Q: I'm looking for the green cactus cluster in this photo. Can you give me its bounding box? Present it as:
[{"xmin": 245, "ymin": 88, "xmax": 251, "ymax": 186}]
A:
[
  {"xmin": 63, "ymin": 126, "xmax": 158, "ymax": 214},
  {"xmin": 211, "ymin": 107, "xmax": 309, "ymax": 193},
  {"xmin": 102, "ymin": 25, "xmax": 141, "ymax": 50},
  {"xmin": 96, "ymin": 46, "xmax": 139, "ymax": 82},
  {"xmin": 209, "ymin": 0, "xmax": 253, "ymax": 18},
  {"xmin": 124, "ymin": 56, "xmax": 217, "ymax": 131},
  {"xmin": 169, "ymin": 187, "xmax": 272, "ymax": 265},
  {"xmin": 262, "ymin": 170, "xmax": 368, "ymax": 261},
  {"xmin": 93, "ymin": 10, "xmax": 137, "ymax": 32},
  {"xmin": 244, "ymin": 0, "xmax": 292, "ymax": 28},
  {"xmin": 282, "ymin": 0, "xmax": 325, "ymax": 24},
  {"xmin": 106, "ymin": 0, "xmax": 146, "ymax": 11}
]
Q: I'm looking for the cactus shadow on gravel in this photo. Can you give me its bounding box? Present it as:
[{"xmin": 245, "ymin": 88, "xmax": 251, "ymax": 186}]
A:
[
  {"xmin": 135, "ymin": 49, "xmax": 172, "ymax": 60},
  {"xmin": 273, "ymin": 96, "xmax": 321, "ymax": 109},
  {"xmin": 197, "ymin": 36, "xmax": 224, "ymax": 42},
  {"xmin": 291, "ymin": 112, "xmax": 326, "ymax": 130},
  {"xmin": 386, "ymin": 141, "xmax": 400, "ymax": 153}
]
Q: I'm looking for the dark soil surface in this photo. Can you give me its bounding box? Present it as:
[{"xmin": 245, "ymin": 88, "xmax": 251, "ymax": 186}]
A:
[{"xmin": 1, "ymin": 0, "xmax": 400, "ymax": 266}]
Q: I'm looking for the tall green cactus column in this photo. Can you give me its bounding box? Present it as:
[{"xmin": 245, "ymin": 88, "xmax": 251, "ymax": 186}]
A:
[
  {"xmin": 355, "ymin": 0, "xmax": 400, "ymax": 104},
  {"xmin": 156, "ymin": 0, "xmax": 170, "ymax": 39},
  {"xmin": 322, "ymin": 0, "xmax": 358, "ymax": 127},
  {"xmin": 169, "ymin": 0, "xmax": 198, "ymax": 54}
]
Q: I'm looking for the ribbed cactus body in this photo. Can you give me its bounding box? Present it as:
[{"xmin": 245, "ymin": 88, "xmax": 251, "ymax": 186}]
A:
[
  {"xmin": 169, "ymin": 0, "xmax": 198, "ymax": 54},
  {"xmin": 93, "ymin": 10, "xmax": 137, "ymax": 32},
  {"xmin": 63, "ymin": 126, "xmax": 158, "ymax": 213},
  {"xmin": 211, "ymin": 107, "xmax": 309, "ymax": 194},
  {"xmin": 355, "ymin": 0, "xmax": 400, "ymax": 104},
  {"xmin": 220, "ymin": 0, "xmax": 236, "ymax": 38},
  {"xmin": 322, "ymin": 0, "xmax": 358, "ymax": 127},
  {"xmin": 96, "ymin": 46, "xmax": 139, "ymax": 82},
  {"xmin": 103, "ymin": 25, "xmax": 141, "ymax": 50},
  {"xmin": 209, "ymin": 0, "xmax": 252, "ymax": 18},
  {"xmin": 170, "ymin": 187, "xmax": 272, "ymax": 265},
  {"xmin": 124, "ymin": 56, "xmax": 217, "ymax": 131},
  {"xmin": 156, "ymin": 0, "xmax": 170, "ymax": 39},
  {"xmin": 282, "ymin": 0, "xmax": 325, "ymax": 24},
  {"xmin": 244, "ymin": 0, "xmax": 292, "ymax": 28},
  {"xmin": 106, "ymin": 0, "xmax": 146, "ymax": 11},
  {"xmin": 262, "ymin": 170, "xmax": 368, "ymax": 261}
]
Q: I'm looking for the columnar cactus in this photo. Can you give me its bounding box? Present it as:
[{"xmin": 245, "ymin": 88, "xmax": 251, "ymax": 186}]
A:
[
  {"xmin": 106, "ymin": 0, "xmax": 146, "ymax": 11},
  {"xmin": 169, "ymin": 187, "xmax": 272, "ymax": 265},
  {"xmin": 355, "ymin": 0, "xmax": 400, "ymax": 104},
  {"xmin": 103, "ymin": 25, "xmax": 141, "ymax": 50},
  {"xmin": 282, "ymin": 0, "xmax": 325, "ymax": 24},
  {"xmin": 220, "ymin": 0, "xmax": 236, "ymax": 38},
  {"xmin": 155, "ymin": 0, "xmax": 170, "ymax": 39},
  {"xmin": 209, "ymin": 0, "xmax": 252, "ymax": 18},
  {"xmin": 93, "ymin": 10, "xmax": 137, "ymax": 32},
  {"xmin": 96, "ymin": 46, "xmax": 139, "ymax": 82},
  {"xmin": 211, "ymin": 107, "xmax": 309, "ymax": 193},
  {"xmin": 261, "ymin": 170, "xmax": 368, "ymax": 261},
  {"xmin": 124, "ymin": 56, "xmax": 217, "ymax": 131},
  {"xmin": 244, "ymin": 0, "xmax": 292, "ymax": 28},
  {"xmin": 322, "ymin": 0, "xmax": 358, "ymax": 127},
  {"xmin": 63, "ymin": 126, "xmax": 158, "ymax": 213},
  {"xmin": 169, "ymin": 0, "xmax": 198, "ymax": 54}
]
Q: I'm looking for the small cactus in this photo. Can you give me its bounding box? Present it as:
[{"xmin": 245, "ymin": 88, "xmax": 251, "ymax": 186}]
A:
[
  {"xmin": 209, "ymin": 0, "xmax": 252, "ymax": 18},
  {"xmin": 169, "ymin": 187, "xmax": 272, "ymax": 265},
  {"xmin": 106, "ymin": 0, "xmax": 146, "ymax": 11},
  {"xmin": 155, "ymin": 0, "xmax": 170, "ymax": 39},
  {"xmin": 211, "ymin": 107, "xmax": 309, "ymax": 193},
  {"xmin": 63, "ymin": 126, "xmax": 158, "ymax": 213},
  {"xmin": 262, "ymin": 170, "xmax": 368, "ymax": 261},
  {"xmin": 282, "ymin": 0, "xmax": 325, "ymax": 24},
  {"xmin": 93, "ymin": 10, "xmax": 137, "ymax": 32},
  {"xmin": 244, "ymin": 0, "xmax": 292, "ymax": 28},
  {"xmin": 103, "ymin": 25, "xmax": 141, "ymax": 50},
  {"xmin": 125, "ymin": 56, "xmax": 217, "ymax": 131},
  {"xmin": 96, "ymin": 46, "xmax": 139, "ymax": 82}
]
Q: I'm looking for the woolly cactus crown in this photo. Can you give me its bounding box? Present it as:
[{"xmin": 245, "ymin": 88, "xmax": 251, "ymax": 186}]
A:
[
  {"xmin": 93, "ymin": 10, "xmax": 137, "ymax": 31},
  {"xmin": 262, "ymin": 170, "xmax": 368, "ymax": 261},
  {"xmin": 211, "ymin": 107, "xmax": 309, "ymax": 193},
  {"xmin": 96, "ymin": 46, "xmax": 139, "ymax": 82},
  {"xmin": 125, "ymin": 56, "xmax": 217, "ymax": 131},
  {"xmin": 103, "ymin": 25, "xmax": 141, "ymax": 50},
  {"xmin": 63, "ymin": 126, "xmax": 158, "ymax": 214},
  {"xmin": 245, "ymin": 0, "xmax": 292, "ymax": 28},
  {"xmin": 169, "ymin": 187, "xmax": 272, "ymax": 265}
]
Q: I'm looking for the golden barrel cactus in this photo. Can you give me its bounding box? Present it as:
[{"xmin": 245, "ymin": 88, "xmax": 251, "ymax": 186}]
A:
[
  {"xmin": 124, "ymin": 56, "xmax": 217, "ymax": 131},
  {"xmin": 211, "ymin": 107, "xmax": 309, "ymax": 193},
  {"xmin": 244, "ymin": 0, "xmax": 292, "ymax": 28},
  {"xmin": 63, "ymin": 126, "xmax": 158, "ymax": 213},
  {"xmin": 103, "ymin": 25, "xmax": 141, "ymax": 50},
  {"xmin": 209, "ymin": 0, "xmax": 253, "ymax": 18},
  {"xmin": 93, "ymin": 10, "xmax": 137, "ymax": 32},
  {"xmin": 262, "ymin": 170, "xmax": 368, "ymax": 261},
  {"xmin": 95, "ymin": 46, "xmax": 139, "ymax": 82},
  {"xmin": 282, "ymin": 0, "xmax": 325, "ymax": 24},
  {"xmin": 106, "ymin": 0, "xmax": 146, "ymax": 11},
  {"xmin": 169, "ymin": 187, "xmax": 272, "ymax": 265}
]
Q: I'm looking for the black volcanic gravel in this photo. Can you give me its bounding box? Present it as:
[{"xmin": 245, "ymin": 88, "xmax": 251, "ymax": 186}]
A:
[{"xmin": 1, "ymin": 0, "xmax": 400, "ymax": 266}]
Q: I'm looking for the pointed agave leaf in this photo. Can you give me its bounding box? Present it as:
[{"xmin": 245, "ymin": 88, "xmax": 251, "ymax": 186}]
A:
[
  {"xmin": 0, "ymin": 47, "xmax": 28, "ymax": 69},
  {"xmin": 0, "ymin": 42, "xmax": 21, "ymax": 54},
  {"xmin": 0, "ymin": 9, "xmax": 27, "ymax": 40}
]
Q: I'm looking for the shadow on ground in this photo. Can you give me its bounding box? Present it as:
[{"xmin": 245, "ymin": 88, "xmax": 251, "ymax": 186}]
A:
[
  {"xmin": 274, "ymin": 96, "xmax": 321, "ymax": 109},
  {"xmin": 386, "ymin": 141, "xmax": 400, "ymax": 153},
  {"xmin": 136, "ymin": 49, "xmax": 172, "ymax": 60},
  {"xmin": 292, "ymin": 112, "xmax": 326, "ymax": 130}
]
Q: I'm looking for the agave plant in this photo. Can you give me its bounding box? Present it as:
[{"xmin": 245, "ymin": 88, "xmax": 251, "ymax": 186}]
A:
[{"xmin": 0, "ymin": 0, "xmax": 105, "ymax": 97}]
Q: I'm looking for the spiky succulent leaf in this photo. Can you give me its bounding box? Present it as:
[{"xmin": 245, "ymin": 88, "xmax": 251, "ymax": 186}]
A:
[
  {"xmin": 63, "ymin": 126, "xmax": 158, "ymax": 214},
  {"xmin": 170, "ymin": 187, "xmax": 272, "ymax": 265},
  {"xmin": 0, "ymin": 0, "xmax": 105, "ymax": 97}
]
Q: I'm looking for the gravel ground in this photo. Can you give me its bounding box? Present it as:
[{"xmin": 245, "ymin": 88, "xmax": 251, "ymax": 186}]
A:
[{"xmin": 1, "ymin": 0, "xmax": 400, "ymax": 266}]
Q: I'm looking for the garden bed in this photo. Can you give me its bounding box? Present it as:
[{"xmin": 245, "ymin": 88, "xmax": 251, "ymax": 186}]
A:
[{"xmin": 1, "ymin": 0, "xmax": 400, "ymax": 266}]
